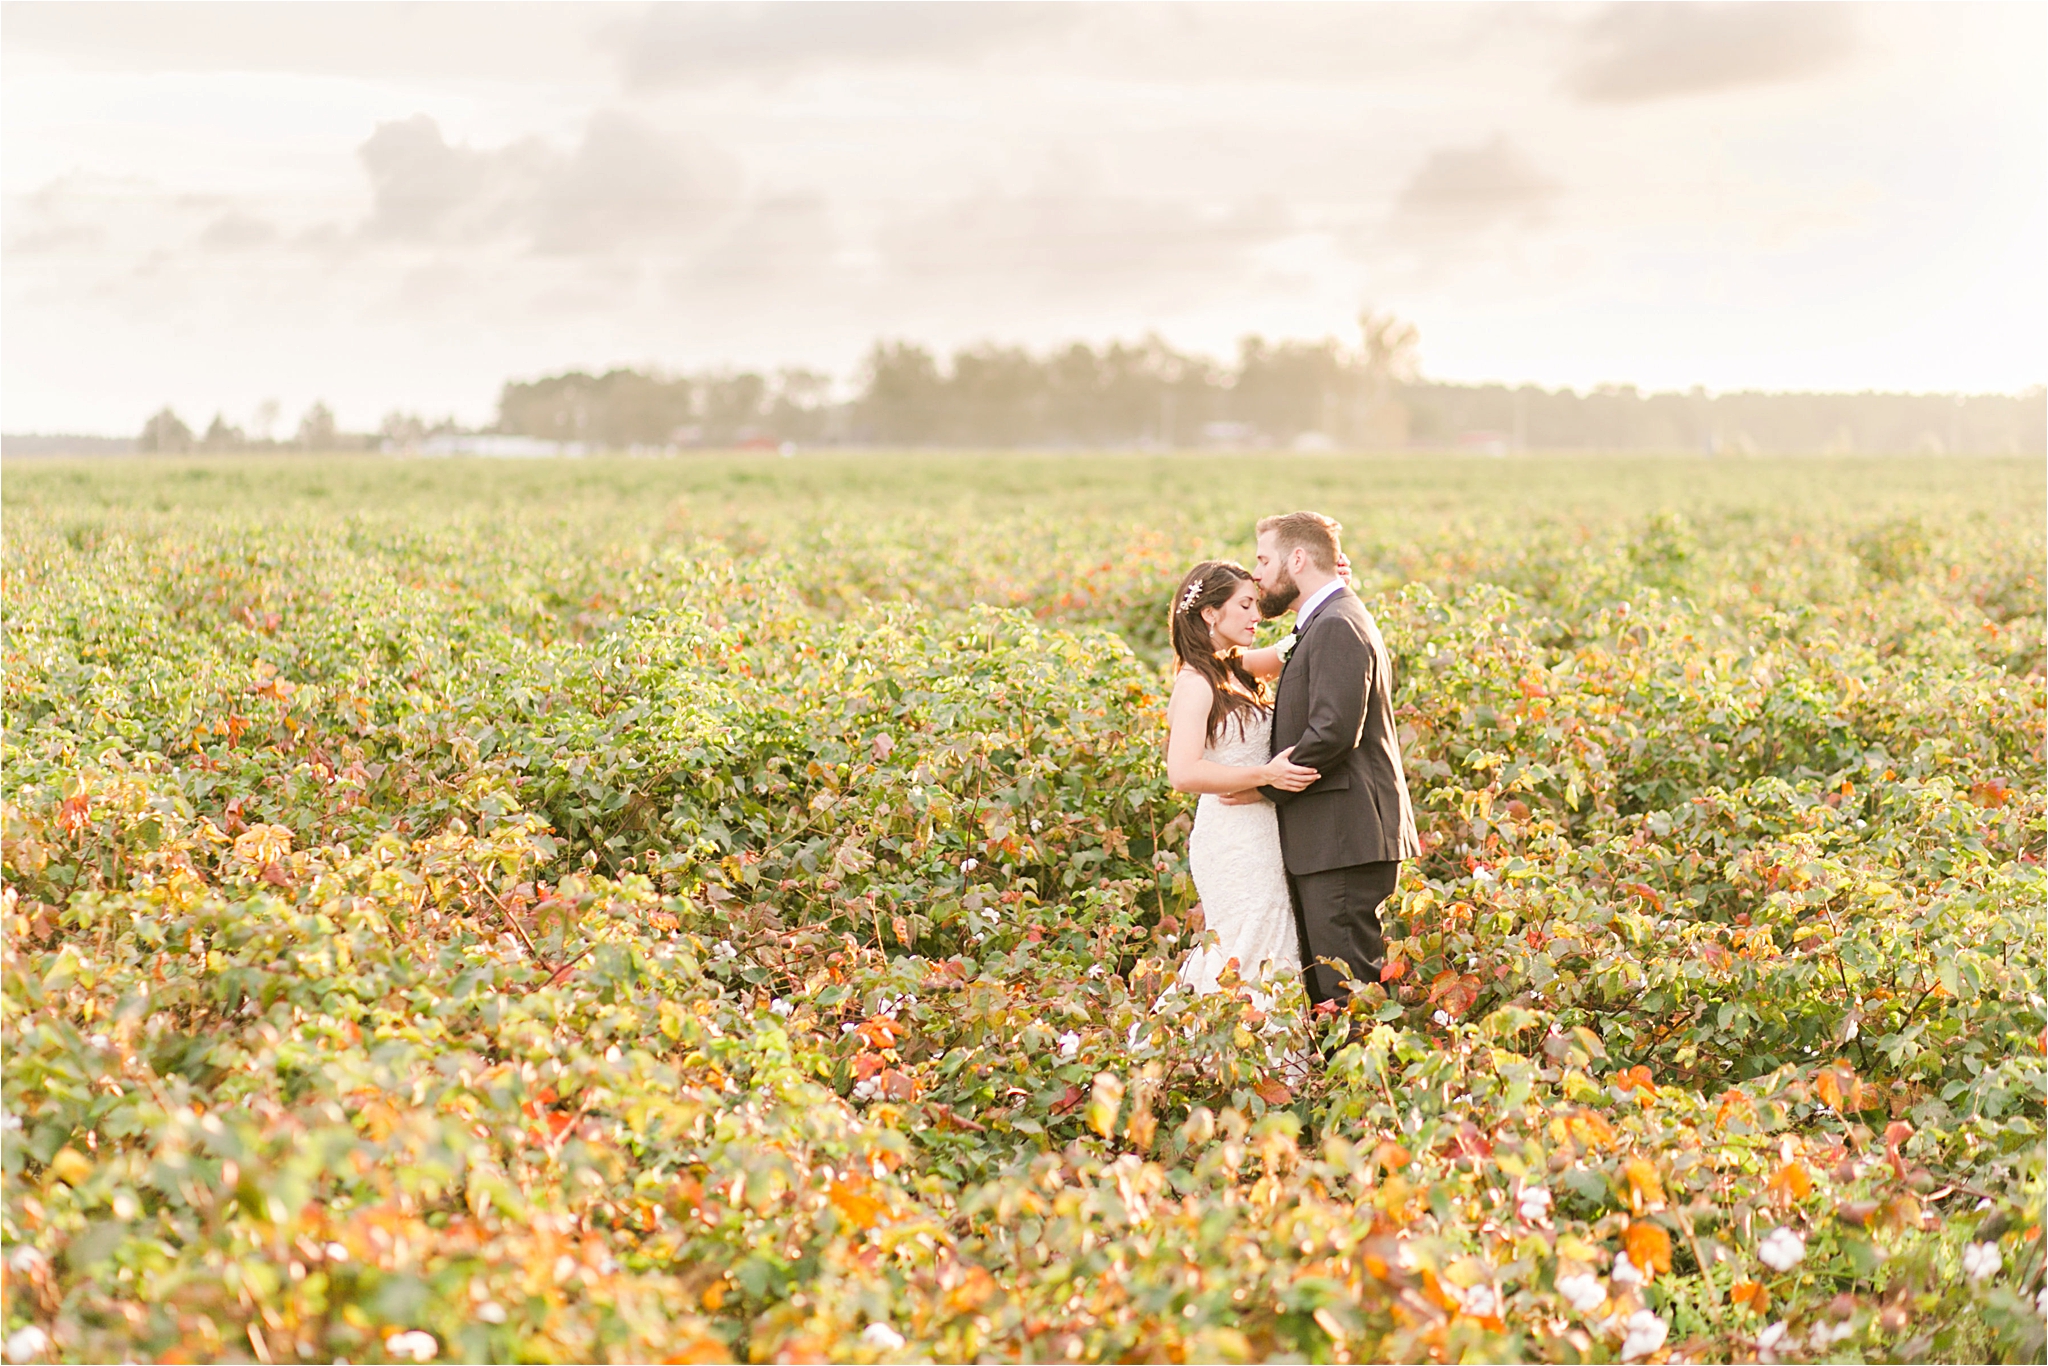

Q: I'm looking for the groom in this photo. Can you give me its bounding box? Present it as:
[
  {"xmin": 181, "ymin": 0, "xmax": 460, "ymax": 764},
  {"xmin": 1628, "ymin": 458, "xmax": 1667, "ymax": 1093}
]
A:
[{"xmin": 1237, "ymin": 511, "xmax": 1419, "ymax": 1014}]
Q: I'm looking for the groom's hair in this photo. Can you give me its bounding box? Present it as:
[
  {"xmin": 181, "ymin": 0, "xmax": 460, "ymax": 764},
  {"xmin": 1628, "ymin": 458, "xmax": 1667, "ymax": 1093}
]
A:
[{"xmin": 1256, "ymin": 511, "xmax": 1341, "ymax": 572}]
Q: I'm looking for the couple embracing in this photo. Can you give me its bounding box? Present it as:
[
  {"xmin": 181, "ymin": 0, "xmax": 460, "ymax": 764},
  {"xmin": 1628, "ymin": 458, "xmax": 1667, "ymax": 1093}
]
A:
[{"xmin": 1165, "ymin": 511, "xmax": 1419, "ymax": 1045}]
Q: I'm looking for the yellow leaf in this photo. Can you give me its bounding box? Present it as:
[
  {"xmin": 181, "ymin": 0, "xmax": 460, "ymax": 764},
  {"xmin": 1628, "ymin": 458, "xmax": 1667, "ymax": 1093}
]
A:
[
  {"xmin": 1086, "ymin": 1072, "xmax": 1125, "ymax": 1140},
  {"xmin": 48, "ymin": 1148, "xmax": 92, "ymax": 1186}
]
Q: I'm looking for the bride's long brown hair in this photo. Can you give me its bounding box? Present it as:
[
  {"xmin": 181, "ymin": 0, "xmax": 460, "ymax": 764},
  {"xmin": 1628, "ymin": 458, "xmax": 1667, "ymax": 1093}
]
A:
[{"xmin": 1170, "ymin": 560, "xmax": 1267, "ymax": 745}]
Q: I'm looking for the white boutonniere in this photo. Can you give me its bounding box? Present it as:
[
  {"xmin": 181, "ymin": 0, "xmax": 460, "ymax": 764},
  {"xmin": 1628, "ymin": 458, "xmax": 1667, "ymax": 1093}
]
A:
[{"xmin": 1273, "ymin": 629, "xmax": 1301, "ymax": 665}]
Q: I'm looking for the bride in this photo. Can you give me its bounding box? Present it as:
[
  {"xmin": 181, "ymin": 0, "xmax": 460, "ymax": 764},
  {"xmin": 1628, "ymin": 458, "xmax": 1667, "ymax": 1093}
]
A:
[{"xmin": 1163, "ymin": 560, "xmax": 1319, "ymax": 1001}]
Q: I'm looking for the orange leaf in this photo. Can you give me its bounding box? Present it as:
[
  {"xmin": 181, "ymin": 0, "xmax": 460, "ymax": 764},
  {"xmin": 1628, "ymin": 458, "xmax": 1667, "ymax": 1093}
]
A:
[
  {"xmin": 1428, "ymin": 970, "xmax": 1481, "ymax": 1018},
  {"xmin": 827, "ymin": 1180, "xmax": 886, "ymax": 1231},
  {"xmin": 1252, "ymin": 1076, "xmax": 1292, "ymax": 1106},
  {"xmin": 1567, "ymin": 1109, "xmax": 1616, "ymax": 1151},
  {"xmin": 1813, "ymin": 1068, "xmax": 1845, "ymax": 1111},
  {"xmin": 1418, "ymin": 1267, "xmax": 1459, "ymax": 1312},
  {"xmin": 1624, "ymin": 1221, "xmax": 1672, "ymax": 1279},
  {"xmin": 1970, "ymin": 780, "xmax": 2013, "ymax": 809},
  {"xmin": 1767, "ymin": 1162, "xmax": 1813, "ymax": 1205},
  {"xmin": 1379, "ymin": 957, "xmax": 1408, "ymax": 984},
  {"xmin": 1730, "ymin": 1279, "xmax": 1769, "ymax": 1313},
  {"xmin": 1623, "ymin": 1159, "xmax": 1665, "ymax": 1213},
  {"xmin": 1715, "ymin": 1089, "xmax": 1757, "ymax": 1130},
  {"xmin": 854, "ymin": 1017, "xmax": 907, "ymax": 1050},
  {"xmin": 57, "ymin": 794, "xmax": 90, "ymax": 834}
]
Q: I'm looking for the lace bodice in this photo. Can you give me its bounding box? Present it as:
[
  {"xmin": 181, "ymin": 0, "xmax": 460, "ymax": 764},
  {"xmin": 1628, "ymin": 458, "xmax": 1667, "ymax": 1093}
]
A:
[{"xmin": 1202, "ymin": 706, "xmax": 1273, "ymax": 769}]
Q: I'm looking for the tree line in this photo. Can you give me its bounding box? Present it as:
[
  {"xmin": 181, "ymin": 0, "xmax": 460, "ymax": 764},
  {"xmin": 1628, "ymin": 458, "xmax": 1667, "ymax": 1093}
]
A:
[{"xmin": 115, "ymin": 315, "xmax": 2048, "ymax": 456}]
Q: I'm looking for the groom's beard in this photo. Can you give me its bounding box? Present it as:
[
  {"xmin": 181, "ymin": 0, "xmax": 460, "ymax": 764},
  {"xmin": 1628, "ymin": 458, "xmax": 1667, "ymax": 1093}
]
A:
[{"xmin": 1258, "ymin": 566, "xmax": 1299, "ymax": 620}]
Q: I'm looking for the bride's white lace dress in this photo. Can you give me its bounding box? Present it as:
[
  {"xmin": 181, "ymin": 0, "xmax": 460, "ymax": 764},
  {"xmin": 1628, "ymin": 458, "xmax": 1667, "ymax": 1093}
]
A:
[{"xmin": 1178, "ymin": 706, "xmax": 1301, "ymax": 999}]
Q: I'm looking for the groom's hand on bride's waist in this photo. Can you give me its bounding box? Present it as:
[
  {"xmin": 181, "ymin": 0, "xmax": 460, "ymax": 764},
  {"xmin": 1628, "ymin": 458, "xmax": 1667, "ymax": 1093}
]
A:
[{"xmin": 1217, "ymin": 789, "xmax": 1268, "ymax": 806}]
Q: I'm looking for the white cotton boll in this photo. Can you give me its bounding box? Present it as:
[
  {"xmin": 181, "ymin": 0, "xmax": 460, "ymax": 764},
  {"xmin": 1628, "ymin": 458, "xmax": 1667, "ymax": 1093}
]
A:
[
  {"xmin": 384, "ymin": 1331, "xmax": 438, "ymax": 1362},
  {"xmin": 1460, "ymin": 1284, "xmax": 1499, "ymax": 1318},
  {"xmin": 2035, "ymin": 1284, "xmax": 2047, "ymax": 1318},
  {"xmin": 961, "ymin": 858, "xmax": 978, "ymax": 872},
  {"xmin": 842, "ymin": 1022, "xmax": 858, "ymax": 1034},
  {"xmin": 1807, "ymin": 1321, "xmax": 1854, "ymax": 1350},
  {"xmin": 89, "ymin": 1034, "xmax": 108, "ymax": 1050},
  {"xmin": 4, "ymin": 1326, "xmax": 50, "ymax": 1362},
  {"xmin": 1755, "ymin": 1321, "xmax": 1790, "ymax": 1363},
  {"xmin": 1030, "ymin": 819, "xmax": 1041, "ymax": 832},
  {"xmin": 1758, "ymin": 1226, "xmax": 1806, "ymax": 1272},
  {"xmin": 8, "ymin": 1247, "xmax": 48, "ymax": 1276},
  {"xmin": 1612, "ymin": 1251, "xmax": 1645, "ymax": 1287},
  {"xmin": 1432, "ymin": 1010, "xmax": 1452, "ymax": 1026},
  {"xmin": 861, "ymin": 1322, "xmax": 907, "ymax": 1352},
  {"xmin": 1620, "ymin": 1309, "xmax": 1668, "ymax": 1362},
  {"xmin": 1518, "ymin": 1185, "xmax": 1553, "ymax": 1223},
  {"xmin": 853, "ymin": 1078, "xmax": 880, "ymax": 1102},
  {"xmin": 1555, "ymin": 1272, "xmax": 1606, "ymax": 1313},
  {"xmin": 771, "ymin": 999, "xmax": 794, "ymax": 1017},
  {"xmin": 479, "ymin": 1302, "xmax": 507, "ymax": 1324},
  {"xmin": 1963, "ymin": 1241, "xmax": 2002, "ymax": 1281},
  {"xmin": 1058, "ymin": 1031, "xmax": 1080, "ymax": 1060}
]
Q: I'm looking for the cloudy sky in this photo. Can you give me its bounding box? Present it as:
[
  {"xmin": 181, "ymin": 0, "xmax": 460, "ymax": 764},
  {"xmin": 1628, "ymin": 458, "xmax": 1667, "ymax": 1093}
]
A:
[{"xmin": 4, "ymin": 1, "xmax": 2042, "ymax": 433}]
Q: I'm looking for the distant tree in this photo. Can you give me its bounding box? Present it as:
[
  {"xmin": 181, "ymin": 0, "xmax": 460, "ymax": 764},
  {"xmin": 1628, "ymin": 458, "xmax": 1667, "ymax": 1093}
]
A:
[
  {"xmin": 700, "ymin": 373, "xmax": 770, "ymax": 444},
  {"xmin": 296, "ymin": 401, "xmax": 338, "ymax": 451},
  {"xmin": 200, "ymin": 414, "xmax": 246, "ymax": 451},
  {"xmin": 1359, "ymin": 311, "xmax": 1420, "ymax": 393},
  {"xmin": 138, "ymin": 407, "xmax": 194, "ymax": 453},
  {"xmin": 1357, "ymin": 311, "xmax": 1421, "ymax": 449},
  {"xmin": 858, "ymin": 342, "xmax": 947, "ymax": 444},
  {"xmin": 770, "ymin": 369, "xmax": 837, "ymax": 444},
  {"xmin": 380, "ymin": 411, "xmax": 428, "ymax": 451},
  {"xmin": 250, "ymin": 399, "xmax": 282, "ymax": 443}
]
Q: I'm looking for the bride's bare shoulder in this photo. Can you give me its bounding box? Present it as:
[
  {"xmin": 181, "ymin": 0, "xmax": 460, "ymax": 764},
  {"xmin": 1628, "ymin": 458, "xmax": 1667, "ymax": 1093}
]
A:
[{"xmin": 1171, "ymin": 667, "xmax": 1213, "ymax": 695}]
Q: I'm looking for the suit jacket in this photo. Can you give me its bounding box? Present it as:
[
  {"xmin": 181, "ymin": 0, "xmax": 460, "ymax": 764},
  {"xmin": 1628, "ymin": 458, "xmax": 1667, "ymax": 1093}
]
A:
[{"xmin": 1260, "ymin": 587, "xmax": 1421, "ymax": 873}]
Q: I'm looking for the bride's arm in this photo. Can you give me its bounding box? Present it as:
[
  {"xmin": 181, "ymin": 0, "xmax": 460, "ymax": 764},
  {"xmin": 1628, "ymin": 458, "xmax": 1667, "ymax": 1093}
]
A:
[
  {"xmin": 1241, "ymin": 646, "xmax": 1284, "ymax": 682},
  {"xmin": 1166, "ymin": 672, "xmax": 1318, "ymax": 795}
]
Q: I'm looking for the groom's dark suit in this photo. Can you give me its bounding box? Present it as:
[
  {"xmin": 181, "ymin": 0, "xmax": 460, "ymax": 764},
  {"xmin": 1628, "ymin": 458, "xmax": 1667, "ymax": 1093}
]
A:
[{"xmin": 1260, "ymin": 586, "xmax": 1421, "ymax": 1005}]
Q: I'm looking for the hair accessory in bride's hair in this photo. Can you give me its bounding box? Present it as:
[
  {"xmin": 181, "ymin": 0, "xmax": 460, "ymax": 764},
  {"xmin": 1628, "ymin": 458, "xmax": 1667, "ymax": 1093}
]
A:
[{"xmin": 1178, "ymin": 581, "xmax": 1204, "ymax": 614}]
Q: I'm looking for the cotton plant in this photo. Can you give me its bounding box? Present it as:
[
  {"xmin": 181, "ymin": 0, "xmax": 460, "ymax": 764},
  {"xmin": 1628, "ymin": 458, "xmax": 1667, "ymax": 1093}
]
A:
[{"xmin": 1758, "ymin": 1226, "xmax": 1807, "ymax": 1272}]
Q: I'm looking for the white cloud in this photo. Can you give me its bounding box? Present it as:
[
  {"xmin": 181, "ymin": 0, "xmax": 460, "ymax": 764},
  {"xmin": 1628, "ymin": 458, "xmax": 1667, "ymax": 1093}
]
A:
[
  {"xmin": 1565, "ymin": 3, "xmax": 1859, "ymax": 104},
  {"xmin": 1, "ymin": 1, "xmax": 2041, "ymax": 432}
]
